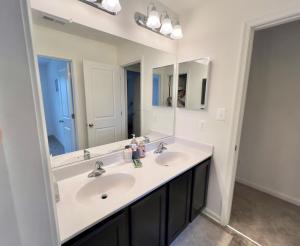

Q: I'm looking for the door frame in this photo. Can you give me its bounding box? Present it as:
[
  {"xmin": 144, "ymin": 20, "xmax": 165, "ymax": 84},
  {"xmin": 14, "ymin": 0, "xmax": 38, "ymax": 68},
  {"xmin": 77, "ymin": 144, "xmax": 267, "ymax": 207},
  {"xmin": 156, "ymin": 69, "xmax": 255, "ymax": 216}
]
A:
[
  {"xmin": 37, "ymin": 54, "xmax": 78, "ymax": 153},
  {"xmin": 121, "ymin": 57, "xmax": 143, "ymax": 140},
  {"xmin": 223, "ymin": 8, "xmax": 300, "ymax": 225}
]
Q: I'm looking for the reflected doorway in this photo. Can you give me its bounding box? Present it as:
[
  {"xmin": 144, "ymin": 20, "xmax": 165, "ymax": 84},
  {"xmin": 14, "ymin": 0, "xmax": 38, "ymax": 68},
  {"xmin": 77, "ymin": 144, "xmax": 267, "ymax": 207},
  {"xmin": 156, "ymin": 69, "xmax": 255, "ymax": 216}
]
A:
[
  {"xmin": 124, "ymin": 63, "xmax": 141, "ymax": 139},
  {"xmin": 37, "ymin": 56, "xmax": 76, "ymax": 156}
]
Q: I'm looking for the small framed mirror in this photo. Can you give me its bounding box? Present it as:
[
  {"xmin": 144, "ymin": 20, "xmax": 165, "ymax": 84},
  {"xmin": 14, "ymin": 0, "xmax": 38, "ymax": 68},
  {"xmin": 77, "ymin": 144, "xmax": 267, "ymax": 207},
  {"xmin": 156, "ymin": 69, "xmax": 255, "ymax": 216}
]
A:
[
  {"xmin": 177, "ymin": 58, "xmax": 210, "ymax": 110},
  {"xmin": 152, "ymin": 65, "xmax": 174, "ymax": 107}
]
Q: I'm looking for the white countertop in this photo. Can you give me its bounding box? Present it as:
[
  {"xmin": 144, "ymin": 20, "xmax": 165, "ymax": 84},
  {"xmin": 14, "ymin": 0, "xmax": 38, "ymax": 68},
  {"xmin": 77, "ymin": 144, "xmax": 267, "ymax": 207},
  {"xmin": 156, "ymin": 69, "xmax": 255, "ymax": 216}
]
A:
[{"xmin": 54, "ymin": 138, "xmax": 213, "ymax": 243}]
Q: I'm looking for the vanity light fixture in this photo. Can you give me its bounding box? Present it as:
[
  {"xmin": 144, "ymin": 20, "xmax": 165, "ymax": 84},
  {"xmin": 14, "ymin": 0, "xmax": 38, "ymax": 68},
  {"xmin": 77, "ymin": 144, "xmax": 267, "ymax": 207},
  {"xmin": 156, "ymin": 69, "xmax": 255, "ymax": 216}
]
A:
[
  {"xmin": 146, "ymin": 4, "xmax": 161, "ymax": 29},
  {"xmin": 170, "ymin": 22, "xmax": 183, "ymax": 39},
  {"xmin": 102, "ymin": 0, "xmax": 122, "ymax": 13},
  {"xmin": 79, "ymin": 0, "xmax": 122, "ymax": 15},
  {"xmin": 135, "ymin": 3, "xmax": 183, "ymax": 40},
  {"xmin": 160, "ymin": 13, "xmax": 173, "ymax": 35}
]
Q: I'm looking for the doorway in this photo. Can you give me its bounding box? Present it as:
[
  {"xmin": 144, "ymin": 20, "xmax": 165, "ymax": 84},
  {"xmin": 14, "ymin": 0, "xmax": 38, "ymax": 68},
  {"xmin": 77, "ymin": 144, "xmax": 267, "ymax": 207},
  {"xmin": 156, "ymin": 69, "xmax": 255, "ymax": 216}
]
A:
[
  {"xmin": 228, "ymin": 20, "xmax": 300, "ymax": 246},
  {"xmin": 124, "ymin": 63, "xmax": 141, "ymax": 139},
  {"xmin": 37, "ymin": 56, "xmax": 76, "ymax": 156}
]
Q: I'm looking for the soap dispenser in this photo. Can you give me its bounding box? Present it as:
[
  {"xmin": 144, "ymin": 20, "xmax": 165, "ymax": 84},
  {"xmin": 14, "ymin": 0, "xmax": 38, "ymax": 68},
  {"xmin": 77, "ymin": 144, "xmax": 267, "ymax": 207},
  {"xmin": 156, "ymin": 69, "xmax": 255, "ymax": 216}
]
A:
[{"xmin": 130, "ymin": 134, "xmax": 138, "ymax": 145}]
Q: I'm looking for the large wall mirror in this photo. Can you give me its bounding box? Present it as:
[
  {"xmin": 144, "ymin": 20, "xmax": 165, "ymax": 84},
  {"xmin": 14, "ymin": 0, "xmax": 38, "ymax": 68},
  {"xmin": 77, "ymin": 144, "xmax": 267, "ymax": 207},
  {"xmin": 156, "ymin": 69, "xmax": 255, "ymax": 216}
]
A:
[
  {"xmin": 31, "ymin": 11, "xmax": 176, "ymax": 166},
  {"xmin": 177, "ymin": 58, "xmax": 211, "ymax": 110}
]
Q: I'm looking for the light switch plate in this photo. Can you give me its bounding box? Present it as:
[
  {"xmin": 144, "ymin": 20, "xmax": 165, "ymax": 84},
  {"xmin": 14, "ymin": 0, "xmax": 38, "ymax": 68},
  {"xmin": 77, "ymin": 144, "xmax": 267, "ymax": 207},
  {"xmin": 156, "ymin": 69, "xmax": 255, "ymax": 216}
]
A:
[
  {"xmin": 216, "ymin": 108, "xmax": 226, "ymax": 121},
  {"xmin": 198, "ymin": 120, "xmax": 206, "ymax": 129}
]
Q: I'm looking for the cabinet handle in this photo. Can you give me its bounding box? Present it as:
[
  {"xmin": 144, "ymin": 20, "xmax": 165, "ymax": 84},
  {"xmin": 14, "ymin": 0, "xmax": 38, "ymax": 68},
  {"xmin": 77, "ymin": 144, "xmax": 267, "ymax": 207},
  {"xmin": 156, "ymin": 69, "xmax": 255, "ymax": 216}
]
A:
[{"xmin": 88, "ymin": 123, "xmax": 94, "ymax": 128}]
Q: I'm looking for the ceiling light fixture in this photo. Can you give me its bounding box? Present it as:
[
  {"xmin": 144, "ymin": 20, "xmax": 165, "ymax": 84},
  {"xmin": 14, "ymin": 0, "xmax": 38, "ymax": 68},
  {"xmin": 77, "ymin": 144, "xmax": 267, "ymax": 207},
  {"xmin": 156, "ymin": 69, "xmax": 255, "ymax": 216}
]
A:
[
  {"xmin": 160, "ymin": 13, "xmax": 173, "ymax": 35},
  {"xmin": 79, "ymin": 0, "xmax": 122, "ymax": 15},
  {"xmin": 135, "ymin": 4, "xmax": 183, "ymax": 40}
]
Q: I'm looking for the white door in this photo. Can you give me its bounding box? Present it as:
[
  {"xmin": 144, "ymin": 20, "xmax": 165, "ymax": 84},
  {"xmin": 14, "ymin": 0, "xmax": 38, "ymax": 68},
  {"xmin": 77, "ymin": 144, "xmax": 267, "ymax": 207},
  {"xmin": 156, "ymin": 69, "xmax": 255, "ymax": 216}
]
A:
[
  {"xmin": 83, "ymin": 60, "xmax": 123, "ymax": 147},
  {"xmin": 57, "ymin": 62, "xmax": 76, "ymax": 153}
]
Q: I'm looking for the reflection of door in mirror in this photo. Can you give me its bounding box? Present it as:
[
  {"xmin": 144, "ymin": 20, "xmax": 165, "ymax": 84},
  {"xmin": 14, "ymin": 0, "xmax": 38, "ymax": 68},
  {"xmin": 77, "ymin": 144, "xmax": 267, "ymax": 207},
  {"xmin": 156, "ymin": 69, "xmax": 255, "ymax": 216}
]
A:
[
  {"xmin": 177, "ymin": 59, "xmax": 210, "ymax": 110},
  {"xmin": 83, "ymin": 60, "xmax": 123, "ymax": 148},
  {"xmin": 124, "ymin": 63, "xmax": 141, "ymax": 139},
  {"xmin": 37, "ymin": 56, "xmax": 76, "ymax": 156},
  {"xmin": 177, "ymin": 74, "xmax": 187, "ymax": 108},
  {"xmin": 152, "ymin": 74, "xmax": 161, "ymax": 106},
  {"xmin": 152, "ymin": 65, "xmax": 174, "ymax": 107}
]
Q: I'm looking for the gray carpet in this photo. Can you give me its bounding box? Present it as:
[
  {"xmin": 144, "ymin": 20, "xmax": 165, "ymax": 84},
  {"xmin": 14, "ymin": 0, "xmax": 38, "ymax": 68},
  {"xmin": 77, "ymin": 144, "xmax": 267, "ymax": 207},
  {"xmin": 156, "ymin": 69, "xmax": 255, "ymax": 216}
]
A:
[{"xmin": 230, "ymin": 182, "xmax": 300, "ymax": 246}]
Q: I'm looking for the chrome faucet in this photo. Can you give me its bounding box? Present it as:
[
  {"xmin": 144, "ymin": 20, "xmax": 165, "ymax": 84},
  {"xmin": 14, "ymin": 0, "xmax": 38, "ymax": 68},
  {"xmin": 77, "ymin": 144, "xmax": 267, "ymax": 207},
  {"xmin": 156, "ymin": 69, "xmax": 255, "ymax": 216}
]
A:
[
  {"xmin": 88, "ymin": 161, "xmax": 106, "ymax": 178},
  {"xmin": 143, "ymin": 136, "xmax": 150, "ymax": 144},
  {"xmin": 84, "ymin": 149, "xmax": 91, "ymax": 160},
  {"xmin": 154, "ymin": 142, "xmax": 167, "ymax": 154}
]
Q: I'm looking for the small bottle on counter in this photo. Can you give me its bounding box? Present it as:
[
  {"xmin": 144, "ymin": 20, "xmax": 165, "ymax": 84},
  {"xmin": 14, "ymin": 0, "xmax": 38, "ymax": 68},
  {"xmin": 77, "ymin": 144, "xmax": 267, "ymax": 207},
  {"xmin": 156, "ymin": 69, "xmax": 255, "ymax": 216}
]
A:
[
  {"xmin": 138, "ymin": 141, "xmax": 146, "ymax": 158},
  {"xmin": 131, "ymin": 143, "xmax": 140, "ymax": 160},
  {"xmin": 123, "ymin": 145, "xmax": 133, "ymax": 162}
]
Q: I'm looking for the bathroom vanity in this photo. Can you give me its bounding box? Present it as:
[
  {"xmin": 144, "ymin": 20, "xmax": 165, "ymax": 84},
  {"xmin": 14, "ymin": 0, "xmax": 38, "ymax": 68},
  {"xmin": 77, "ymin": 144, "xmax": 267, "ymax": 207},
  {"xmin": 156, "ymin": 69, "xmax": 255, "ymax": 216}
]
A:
[
  {"xmin": 30, "ymin": 8, "xmax": 213, "ymax": 246},
  {"xmin": 54, "ymin": 139, "xmax": 212, "ymax": 246}
]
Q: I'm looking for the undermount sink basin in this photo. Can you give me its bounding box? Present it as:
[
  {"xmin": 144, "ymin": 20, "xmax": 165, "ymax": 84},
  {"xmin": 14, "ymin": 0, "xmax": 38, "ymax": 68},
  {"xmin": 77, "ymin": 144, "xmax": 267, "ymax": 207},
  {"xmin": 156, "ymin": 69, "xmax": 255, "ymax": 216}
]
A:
[
  {"xmin": 76, "ymin": 173, "xmax": 135, "ymax": 203},
  {"xmin": 155, "ymin": 152, "xmax": 189, "ymax": 166}
]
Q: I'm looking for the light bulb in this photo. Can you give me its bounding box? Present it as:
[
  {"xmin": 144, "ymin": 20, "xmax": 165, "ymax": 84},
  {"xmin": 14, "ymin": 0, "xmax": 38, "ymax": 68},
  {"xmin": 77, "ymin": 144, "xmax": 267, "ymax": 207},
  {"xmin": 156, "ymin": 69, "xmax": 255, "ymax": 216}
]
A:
[
  {"xmin": 146, "ymin": 5, "xmax": 161, "ymax": 29},
  {"xmin": 171, "ymin": 24, "xmax": 183, "ymax": 39},
  {"xmin": 101, "ymin": 0, "xmax": 122, "ymax": 13},
  {"xmin": 160, "ymin": 14, "xmax": 173, "ymax": 35}
]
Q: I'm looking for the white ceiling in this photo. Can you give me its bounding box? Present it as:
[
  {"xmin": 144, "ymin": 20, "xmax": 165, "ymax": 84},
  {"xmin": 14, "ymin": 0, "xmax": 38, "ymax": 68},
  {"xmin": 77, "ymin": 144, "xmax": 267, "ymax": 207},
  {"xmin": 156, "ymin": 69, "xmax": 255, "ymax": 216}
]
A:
[{"xmin": 158, "ymin": 0, "xmax": 202, "ymax": 15}]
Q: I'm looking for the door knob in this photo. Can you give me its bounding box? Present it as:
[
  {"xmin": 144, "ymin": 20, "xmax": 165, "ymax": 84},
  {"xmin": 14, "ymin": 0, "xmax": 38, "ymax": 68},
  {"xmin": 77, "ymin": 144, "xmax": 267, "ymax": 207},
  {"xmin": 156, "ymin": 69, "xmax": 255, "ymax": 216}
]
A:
[{"xmin": 88, "ymin": 123, "xmax": 94, "ymax": 127}]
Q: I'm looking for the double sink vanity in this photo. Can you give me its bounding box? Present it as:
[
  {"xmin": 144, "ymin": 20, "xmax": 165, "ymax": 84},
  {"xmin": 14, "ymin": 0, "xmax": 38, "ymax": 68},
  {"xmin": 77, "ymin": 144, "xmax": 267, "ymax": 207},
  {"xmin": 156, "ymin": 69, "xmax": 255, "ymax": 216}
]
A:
[{"xmin": 53, "ymin": 138, "xmax": 213, "ymax": 246}]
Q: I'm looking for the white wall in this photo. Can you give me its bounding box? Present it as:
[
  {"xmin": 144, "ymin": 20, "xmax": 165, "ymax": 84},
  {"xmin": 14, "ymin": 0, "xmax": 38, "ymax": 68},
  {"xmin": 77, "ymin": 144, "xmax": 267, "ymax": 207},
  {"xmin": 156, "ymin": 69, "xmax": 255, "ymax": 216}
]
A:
[
  {"xmin": 0, "ymin": 0, "xmax": 59, "ymax": 245},
  {"xmin": 30, "ymin": 0, "xmax": 177, "ymax": 54},
  {"xmin": 33, "ymin": 24, "xmax": 118, "ymax": 149},
  {"xmin": 236, "ymin": 21, "xmax": 300, "ymax": 206},
  {"xmin": 176, "ymin": 0, "xmax": 300, "ymax": 221},
  {"xmin": 0, "ymin": 138, "xmax": 21, "ymax": 246},
  {"xmin": 117, "ymin": 42, "xmax": 176, "ymax": 137}
]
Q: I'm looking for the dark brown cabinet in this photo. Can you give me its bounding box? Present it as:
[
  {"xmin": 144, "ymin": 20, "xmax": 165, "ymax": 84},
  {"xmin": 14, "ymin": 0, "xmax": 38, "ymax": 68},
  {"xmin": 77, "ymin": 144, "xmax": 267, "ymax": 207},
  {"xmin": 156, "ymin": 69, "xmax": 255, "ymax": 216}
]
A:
[
  {"xmin": 130, "ymin": 186, "xmax": 166, "ymax": 246},
  {"xmin": 63, "ymin": 210, "xmax": 129, "ymax": 246},
  {"xmin": 190, "ymin": 158, "xmax": 211, "ymax": 222},
  {"xmin": 62, "ymin": 158, "xmax": 211, "ymax": 246},
  {"xmin": 167, "ymin": 170, "xmax": 192, "ymax": 245}
]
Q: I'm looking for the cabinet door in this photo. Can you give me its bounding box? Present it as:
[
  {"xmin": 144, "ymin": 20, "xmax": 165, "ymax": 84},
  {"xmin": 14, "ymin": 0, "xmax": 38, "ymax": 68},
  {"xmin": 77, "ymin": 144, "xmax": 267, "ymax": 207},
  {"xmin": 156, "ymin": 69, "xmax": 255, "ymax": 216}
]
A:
[
  {"xmin": 167, "ymin": 170, "xmax": 192, "ymax": 245},
  {"xmin": 63, "ymin": 210, "xmax": 129, "ymax": 246},
  {"xmin": 130, "ymin": 186, "xmax": 166, "ymax": 246},
  {"xmin": 190, "ymin": 158, "xmax": 211, "ymax": 221}
]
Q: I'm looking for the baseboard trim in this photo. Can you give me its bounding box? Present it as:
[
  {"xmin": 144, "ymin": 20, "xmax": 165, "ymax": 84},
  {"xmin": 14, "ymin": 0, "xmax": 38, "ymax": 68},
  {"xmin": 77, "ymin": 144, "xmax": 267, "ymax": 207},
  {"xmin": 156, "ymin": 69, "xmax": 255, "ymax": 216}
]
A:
[
  {"xmin": 202, "ymin": 207, "xmax": 222, "ymax": 224},
  {"xmin": 236, "ymin": 177, "xmax": 300, "ymax": 207}
]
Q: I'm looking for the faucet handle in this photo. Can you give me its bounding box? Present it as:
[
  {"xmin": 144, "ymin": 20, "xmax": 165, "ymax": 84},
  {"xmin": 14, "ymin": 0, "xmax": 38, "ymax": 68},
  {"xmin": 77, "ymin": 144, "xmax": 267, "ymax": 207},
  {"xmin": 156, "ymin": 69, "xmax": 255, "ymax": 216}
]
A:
[
  {"xmin": 95, "ymin": 160, "xmax": 104, "ymax": 169},
  {"xmin": 143, "ymin": 136, "xmax": 150, "ymax": 143}
]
